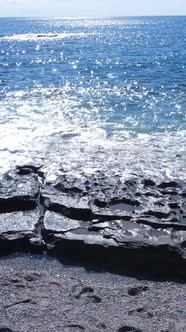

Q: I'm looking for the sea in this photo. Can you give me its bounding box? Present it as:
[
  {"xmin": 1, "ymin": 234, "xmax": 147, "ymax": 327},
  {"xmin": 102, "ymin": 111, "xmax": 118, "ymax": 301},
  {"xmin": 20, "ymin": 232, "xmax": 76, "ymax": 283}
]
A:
[{"xmin": 0, "ymin": 16, "xmax": 185, "ymax": 181}]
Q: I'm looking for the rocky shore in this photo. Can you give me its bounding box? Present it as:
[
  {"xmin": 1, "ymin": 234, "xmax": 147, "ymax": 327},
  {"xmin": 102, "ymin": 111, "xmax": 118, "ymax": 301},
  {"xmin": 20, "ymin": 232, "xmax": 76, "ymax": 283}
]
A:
[
  {"xmin": 0, "ymin": 165, "xmax": 186, "ymax": 331},
  {"xmin": 0, "ymin": 164, "xmax": 186, "ymax": 277}
]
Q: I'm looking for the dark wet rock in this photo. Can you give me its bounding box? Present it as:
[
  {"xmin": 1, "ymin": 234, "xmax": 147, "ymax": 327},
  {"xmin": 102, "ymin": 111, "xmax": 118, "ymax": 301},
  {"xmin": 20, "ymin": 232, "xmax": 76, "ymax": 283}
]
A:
[
  {"xmin": 44, "ymin": 195, "xmax": 92, "ymax": 221},
  {"xmin": 44, "ymin": 211, "xmax": 81, "ymax": 233},
  {"xmin": 0, "ymin": 210, "xmax": 42, "ymax": 254},
  {"xmin": 0, "ymin": 167, "xmax": 44, "ymax": 253},
  {"xmin": 43, "ymin": 211, "xmax": 83, "ymax": 244},
  {"xmin": 0, "ymin": 210, "xmax": 38, "ymax": 233},
  {"xmin": 16, "ymin": 165, "xmax": 44, "ymax": 178},
  {"xmin": 43, "ymin": 178, "xmax": 91, "ymax": 220},
  {"xmin": 158, "ymin": 181, "xmax": 180, "ymax": 189},
  {"xmin": 143, "ymin": 209, "xmax": 171, "ymax": 219},
  {"xmin": 0, "ymin": 166, "xmax": 185, "ymax": 276},
  {"xmin": 142, "ymin": 179, "xmax": 156, "ymax": 187},
  {"xmin": 39, "ymin": 170, "xmax": 186, "ymax": 275},
  {"xmin": 44, "ymin": 223, "xmax": 186, "ymax": 277},
  {"xmin": 0, "ymin": 168, "xmax": 40, "ymax": 213}
]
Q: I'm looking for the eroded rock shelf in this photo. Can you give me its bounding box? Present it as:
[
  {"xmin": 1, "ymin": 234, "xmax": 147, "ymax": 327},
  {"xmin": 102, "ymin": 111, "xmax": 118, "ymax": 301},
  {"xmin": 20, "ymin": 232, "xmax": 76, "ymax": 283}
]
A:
[{"xmin": 0, "ymin": 165, "xmax": 186, "ymax": 277}]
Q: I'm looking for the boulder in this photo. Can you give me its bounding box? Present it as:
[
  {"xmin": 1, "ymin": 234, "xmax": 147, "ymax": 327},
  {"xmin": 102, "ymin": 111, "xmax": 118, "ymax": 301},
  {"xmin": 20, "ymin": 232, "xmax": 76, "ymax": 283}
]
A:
[
  {"xmin": 0, "ymin": 167, "xmax": 40, "ymax": 213},
  {"xmin": 0, "ymin": 210, "xmax": 42, "ymax": 254}
]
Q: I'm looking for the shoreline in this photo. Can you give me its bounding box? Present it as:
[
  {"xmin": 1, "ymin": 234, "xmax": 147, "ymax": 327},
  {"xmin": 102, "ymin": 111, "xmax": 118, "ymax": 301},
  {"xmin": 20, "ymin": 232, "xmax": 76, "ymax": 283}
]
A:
[{"xmin": 0, "ymin": 164, "xmax": 186, "ymax": 330}]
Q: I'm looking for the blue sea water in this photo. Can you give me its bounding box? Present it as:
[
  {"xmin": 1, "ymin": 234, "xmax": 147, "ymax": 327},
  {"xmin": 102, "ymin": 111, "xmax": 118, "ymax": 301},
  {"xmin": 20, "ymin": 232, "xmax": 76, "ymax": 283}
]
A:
[{"xmin": 0, "ymin": 17, "xmax": 185, "ymax": 180}]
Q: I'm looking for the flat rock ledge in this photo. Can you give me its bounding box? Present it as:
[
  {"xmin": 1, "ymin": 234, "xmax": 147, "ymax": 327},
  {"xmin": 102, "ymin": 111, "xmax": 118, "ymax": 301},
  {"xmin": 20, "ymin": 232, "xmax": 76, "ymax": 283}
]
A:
[{"xmin": 0, "ymin": 165, "xmax": 186, "ymax": 277}]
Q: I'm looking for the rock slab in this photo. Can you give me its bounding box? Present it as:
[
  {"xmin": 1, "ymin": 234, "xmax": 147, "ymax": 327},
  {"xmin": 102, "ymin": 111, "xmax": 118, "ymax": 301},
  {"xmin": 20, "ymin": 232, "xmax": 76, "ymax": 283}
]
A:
[{"xmin": 0, "ymin": 166, "xmax": 186, "ymax": 276}]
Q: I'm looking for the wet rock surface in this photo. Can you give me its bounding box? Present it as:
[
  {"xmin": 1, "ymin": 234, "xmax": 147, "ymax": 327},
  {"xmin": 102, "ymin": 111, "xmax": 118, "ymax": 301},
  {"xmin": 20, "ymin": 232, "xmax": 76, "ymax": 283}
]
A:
[
  {"xmin": 0, "ymin": 166, "xmax": 40, "ymax": 213},
  {"xmin": 0, "ymin": 210, "xmax": 41, "ymax": 253},
  {"xmin": 0, "ymin": 165, "xmax": 186, "ymax": 276}
]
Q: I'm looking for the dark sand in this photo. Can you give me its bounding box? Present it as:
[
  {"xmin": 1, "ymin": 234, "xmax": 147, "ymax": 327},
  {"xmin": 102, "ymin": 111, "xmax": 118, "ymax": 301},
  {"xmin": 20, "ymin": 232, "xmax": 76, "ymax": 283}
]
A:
[{"xmin": 0, "ymin": 253, "xmax": 185, "ymax": 332}]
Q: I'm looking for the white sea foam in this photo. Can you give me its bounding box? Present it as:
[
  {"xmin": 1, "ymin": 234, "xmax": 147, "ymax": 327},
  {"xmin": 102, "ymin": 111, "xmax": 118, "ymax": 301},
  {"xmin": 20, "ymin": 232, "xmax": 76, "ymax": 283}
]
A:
[{"xmin": 0, "ymin": 87, "xmax": 185, "ymax": 181}]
